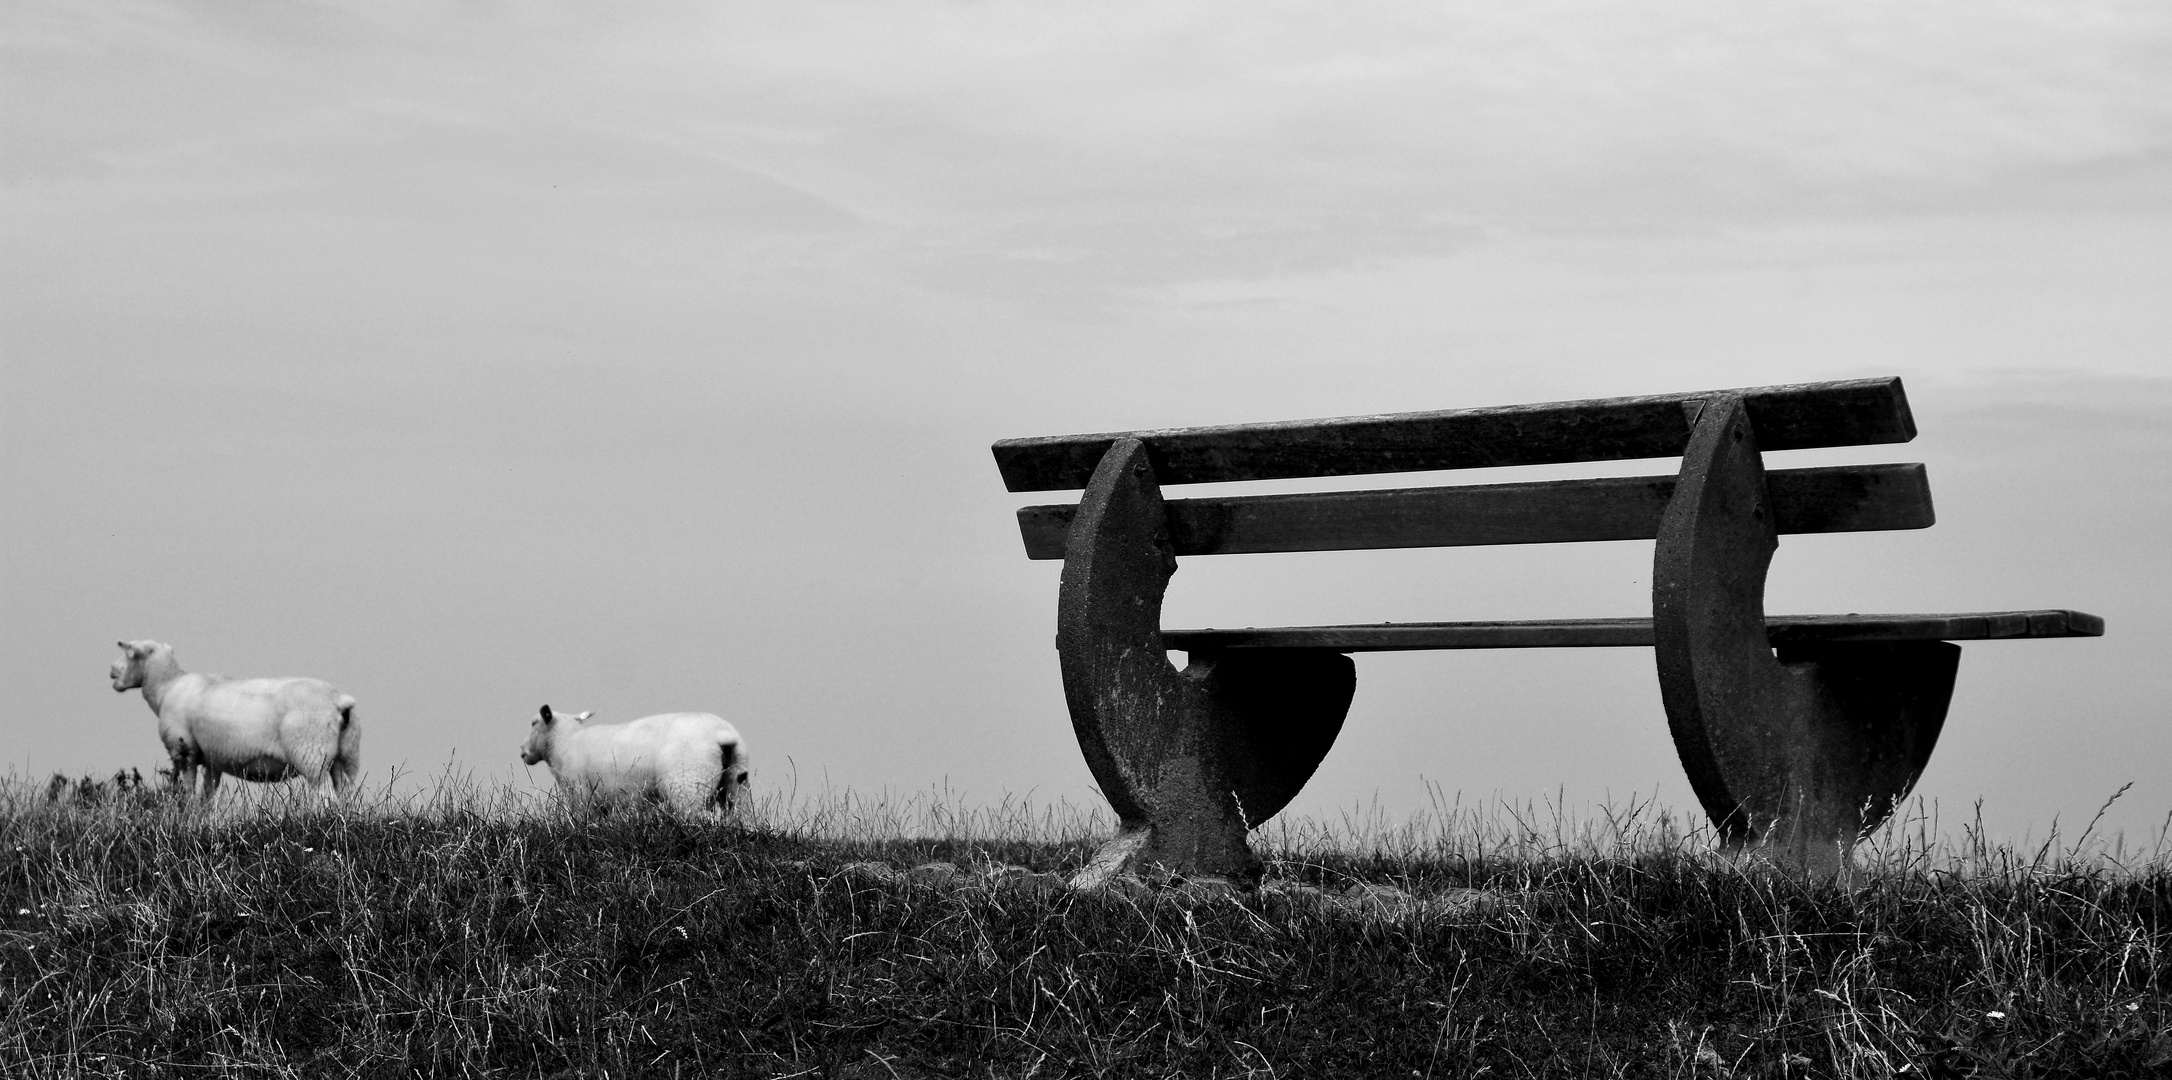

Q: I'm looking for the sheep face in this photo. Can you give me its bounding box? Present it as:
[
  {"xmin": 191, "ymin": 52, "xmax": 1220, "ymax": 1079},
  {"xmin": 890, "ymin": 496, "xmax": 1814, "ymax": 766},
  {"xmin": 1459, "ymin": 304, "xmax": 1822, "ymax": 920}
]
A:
[
  {"xmin": 520, "ymin": 705, "xmax": 592, "ymax": 767},
  {"xmin": 520, "ymin": 706, "xmax": 554, "ymax": 766},
  {"xmin": 110, "ymin": 640, "xmax": 161, "ymax": 692}
]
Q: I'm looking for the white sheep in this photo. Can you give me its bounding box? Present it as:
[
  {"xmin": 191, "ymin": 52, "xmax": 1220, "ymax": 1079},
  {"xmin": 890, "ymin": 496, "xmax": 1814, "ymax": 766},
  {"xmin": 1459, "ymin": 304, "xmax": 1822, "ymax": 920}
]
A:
[
  {"xmin": 519, "ymin": 704, "xmax": 750, "ymax": 816},
  {"xmin": 109, "ymin": 639, "xmax": 361, "ymax": 801}
]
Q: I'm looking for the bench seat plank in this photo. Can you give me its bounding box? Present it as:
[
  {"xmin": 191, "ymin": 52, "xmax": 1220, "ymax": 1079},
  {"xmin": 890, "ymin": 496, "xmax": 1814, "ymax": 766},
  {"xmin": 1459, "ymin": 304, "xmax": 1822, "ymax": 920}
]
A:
[
  {"xmin": 1161, "ymin": 610, "xmax": 2104, "ymax": 652},
  {"xmin": 995, "ymin": 378, "xmax": 1913, "ymax": 492},
  {"xmin": 1017, "ymin": 463, "xmax": 1932, "ymax": 560}
]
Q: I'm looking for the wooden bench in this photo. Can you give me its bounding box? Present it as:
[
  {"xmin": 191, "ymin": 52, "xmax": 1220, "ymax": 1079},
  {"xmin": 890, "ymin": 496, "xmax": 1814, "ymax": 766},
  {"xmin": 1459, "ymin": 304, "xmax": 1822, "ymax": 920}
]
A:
[{"xmin": 992, "ymin": 378, "xmax": 2103, "ymax": 878}]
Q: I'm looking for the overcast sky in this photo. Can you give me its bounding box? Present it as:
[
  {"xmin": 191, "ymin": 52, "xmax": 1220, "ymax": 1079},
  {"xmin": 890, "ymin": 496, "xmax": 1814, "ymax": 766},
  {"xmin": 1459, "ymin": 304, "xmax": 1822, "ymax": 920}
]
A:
[{"xmin": 5, "ymin": 1, "xmax": 2168, "ymax": 844}]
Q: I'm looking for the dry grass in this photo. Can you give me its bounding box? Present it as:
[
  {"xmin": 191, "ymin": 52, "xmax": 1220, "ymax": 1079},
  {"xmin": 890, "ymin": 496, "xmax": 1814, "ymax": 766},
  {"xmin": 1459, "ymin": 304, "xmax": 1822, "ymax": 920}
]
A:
[{"xmin": 2, "ymin": 772, "xmax": 2166, "ymax": 1078}]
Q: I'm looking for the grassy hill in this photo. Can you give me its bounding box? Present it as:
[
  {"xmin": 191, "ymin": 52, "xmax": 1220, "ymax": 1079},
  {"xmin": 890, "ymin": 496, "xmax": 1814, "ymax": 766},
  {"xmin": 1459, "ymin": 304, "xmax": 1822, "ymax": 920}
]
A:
[{"xmin": 2, "ymin": 778, "xmax": 2166, "ymax": 1078}]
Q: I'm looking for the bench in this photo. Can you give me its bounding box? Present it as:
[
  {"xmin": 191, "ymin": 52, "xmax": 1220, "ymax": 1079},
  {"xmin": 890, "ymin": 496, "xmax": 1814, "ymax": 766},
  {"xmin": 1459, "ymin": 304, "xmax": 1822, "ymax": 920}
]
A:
[{"xmin": 992, "ymin": 378, "xmax": 2103, "ymax": 879}]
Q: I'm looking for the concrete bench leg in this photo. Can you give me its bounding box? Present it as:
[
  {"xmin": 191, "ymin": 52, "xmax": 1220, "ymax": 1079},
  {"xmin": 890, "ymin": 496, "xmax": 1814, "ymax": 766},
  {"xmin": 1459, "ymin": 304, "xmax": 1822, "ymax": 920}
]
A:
[
  {"xmin": 1655, "ymin": 395, "xmax": 1959, "ymax": 873},
  {"xmin": 1056, "ymin": 437, "xmax": 1355, "ymax": 884}
]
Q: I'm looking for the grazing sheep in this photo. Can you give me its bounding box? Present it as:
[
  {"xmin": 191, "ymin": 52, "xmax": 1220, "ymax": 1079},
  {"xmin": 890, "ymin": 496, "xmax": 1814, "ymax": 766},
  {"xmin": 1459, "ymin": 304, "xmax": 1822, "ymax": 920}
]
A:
[
  {"xmin": 519, "ymin": 704, "xmax": 749, "ymax": 816},
  {"xmin": 109, "ymin": 640, "xmax": 360, "ymax": 802}
]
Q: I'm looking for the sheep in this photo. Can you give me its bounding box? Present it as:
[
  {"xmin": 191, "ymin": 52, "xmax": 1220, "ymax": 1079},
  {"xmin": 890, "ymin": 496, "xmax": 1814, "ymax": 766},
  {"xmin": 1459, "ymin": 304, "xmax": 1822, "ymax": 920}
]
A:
[
  {"xmin": 108, "ymin": 639, "xmax": 361, "ymax": 802},
  {"xmin": 519, "ymin": 704, "xmax": 749, "ymax": 816}
]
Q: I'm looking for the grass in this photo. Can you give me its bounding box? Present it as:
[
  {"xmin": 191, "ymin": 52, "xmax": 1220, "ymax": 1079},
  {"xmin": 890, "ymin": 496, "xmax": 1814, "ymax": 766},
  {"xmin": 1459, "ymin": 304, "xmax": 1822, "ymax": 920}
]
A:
[{"xmin": 2, "ymin": 774, "xmax": 2167, "ymax": 1078}]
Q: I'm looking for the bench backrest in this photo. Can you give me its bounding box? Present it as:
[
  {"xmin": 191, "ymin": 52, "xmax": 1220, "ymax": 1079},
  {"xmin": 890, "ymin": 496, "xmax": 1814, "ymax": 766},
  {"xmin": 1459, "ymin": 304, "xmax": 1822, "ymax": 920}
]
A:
[{"xmin": 995, "ymin": 377, "xmax": 1933, "ymax": 560}]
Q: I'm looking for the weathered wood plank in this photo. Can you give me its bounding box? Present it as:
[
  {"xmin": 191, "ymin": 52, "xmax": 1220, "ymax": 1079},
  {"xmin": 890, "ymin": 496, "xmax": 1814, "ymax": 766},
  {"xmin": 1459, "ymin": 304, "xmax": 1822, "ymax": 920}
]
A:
[
  {"xmin": 993, "ymin": 378, "xmax": 1914, "ymax": 492},
  {"xmin": 1016, "ymin": 464, "xmax": 1932, "ymax": 559},
  {"xmin": 1763, "ymin": 610, "xmax": 2106, "ymax": 642},
  {"xmin": 1160, "ymin": 610, "xmax": 2103, "ymax": 652},
  {"xmin": 1165, "ymin": 619, "xmax": 1661, "ymax": 651}
]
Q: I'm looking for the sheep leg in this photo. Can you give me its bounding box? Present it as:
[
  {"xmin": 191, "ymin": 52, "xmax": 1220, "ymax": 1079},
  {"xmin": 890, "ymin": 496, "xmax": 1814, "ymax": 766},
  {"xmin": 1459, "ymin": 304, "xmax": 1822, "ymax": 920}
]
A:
[
  {"xmin": 167, "ymin": 746, "xmax": 200, "ymax": 801},
  {"xmin": 329, "ymin": 698, "xmax": 360, "ymax": 800},
  {"xmin": 329, "ymin": 757, "xmax": 359, "ymax": 800}
]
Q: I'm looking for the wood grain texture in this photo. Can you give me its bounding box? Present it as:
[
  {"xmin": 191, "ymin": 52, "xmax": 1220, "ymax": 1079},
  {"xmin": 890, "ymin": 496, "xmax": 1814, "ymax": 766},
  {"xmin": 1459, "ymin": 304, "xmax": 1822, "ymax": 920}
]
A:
[
  {"xmin": 993, "ymin": 377, "xmax": 1914, "ymax": 492},
  {"xmin": 1650, "ymin": 393, "xmax": 1960, "ymax": 862},
  {"xmin": 1051, "ymin": 438, "xmax": 1355, "ymax": 881},
  {"xmin": 1159, "ymin": 611, "xmax": 2104, "ymax": 652},
  {"xmin": 1016, "ymin": 463, "xmax": 1932, "ymax": 559}
]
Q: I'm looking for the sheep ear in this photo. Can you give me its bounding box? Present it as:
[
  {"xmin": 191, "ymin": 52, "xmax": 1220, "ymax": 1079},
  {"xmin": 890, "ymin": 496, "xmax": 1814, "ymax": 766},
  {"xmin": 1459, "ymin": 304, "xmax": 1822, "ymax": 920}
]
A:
[
  {"xmin": 539, "ymin": 704, "xmax": 554, "ymax": 723},
  {"xmin": 576, "ymin": 711, "xmax": 593, "ymax": 721}
]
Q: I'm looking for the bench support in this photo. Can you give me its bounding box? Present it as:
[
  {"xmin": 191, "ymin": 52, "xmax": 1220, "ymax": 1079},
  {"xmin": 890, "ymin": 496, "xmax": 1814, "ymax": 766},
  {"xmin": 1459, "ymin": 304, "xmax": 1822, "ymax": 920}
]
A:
[
  {"xmin": 1655, "ymin": 396, "xmax": 1959, "ymax": 872},
  {"xmin": 1057, "ymin": 438, "xmax": 1355, "ymax": 882}
]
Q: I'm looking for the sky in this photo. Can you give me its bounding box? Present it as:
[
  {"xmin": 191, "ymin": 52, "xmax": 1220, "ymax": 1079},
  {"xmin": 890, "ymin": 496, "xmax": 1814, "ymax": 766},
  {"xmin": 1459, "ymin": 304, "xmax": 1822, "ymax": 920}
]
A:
[{"xmin": 5, "ymin": 1, "xmax": 2168, "ymax": 845}]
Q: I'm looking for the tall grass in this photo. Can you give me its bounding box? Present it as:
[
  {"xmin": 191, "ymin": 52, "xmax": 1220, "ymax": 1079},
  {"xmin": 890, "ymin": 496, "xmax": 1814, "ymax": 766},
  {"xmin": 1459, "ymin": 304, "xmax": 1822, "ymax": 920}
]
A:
[{"xmin": 2, "ymin": 773, "xmax": 2165, "ymax": 1078}]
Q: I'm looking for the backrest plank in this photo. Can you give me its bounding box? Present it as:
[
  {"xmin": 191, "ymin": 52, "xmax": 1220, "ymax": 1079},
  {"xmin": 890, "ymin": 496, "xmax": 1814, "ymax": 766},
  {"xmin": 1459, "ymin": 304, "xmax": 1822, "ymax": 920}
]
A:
[
  {"xmin": 993, "ymin": 378, "xmax": 1913, "ymax": 492},
  {"xmin": 1015, "ymin": 463, "xmax": 1931, "ymax": 559}
]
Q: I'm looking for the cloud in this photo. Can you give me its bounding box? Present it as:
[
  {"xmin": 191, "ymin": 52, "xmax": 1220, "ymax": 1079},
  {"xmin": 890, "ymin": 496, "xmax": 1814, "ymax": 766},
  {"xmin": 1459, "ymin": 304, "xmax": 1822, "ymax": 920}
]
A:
[
  {"xmin": 9, "ymin": 0, "xmax": 2169, "ymax": 326},
  {"xmin": 605, "ymin": 0, "xmax": 2172, "ymax": 298},
  {"xmin": 635, "ymin": 2, "xmax": 2172, "ymax": 205},
  {"xmin": 14, "ymin": 2, "xmax": 2169, "ymax": 263}
]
